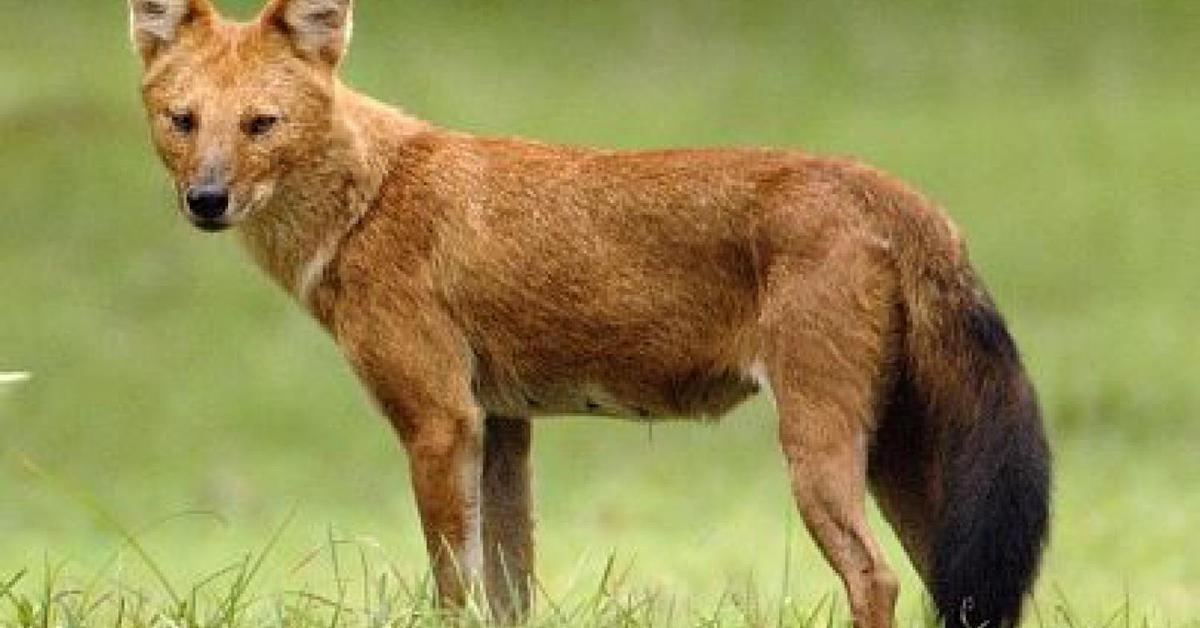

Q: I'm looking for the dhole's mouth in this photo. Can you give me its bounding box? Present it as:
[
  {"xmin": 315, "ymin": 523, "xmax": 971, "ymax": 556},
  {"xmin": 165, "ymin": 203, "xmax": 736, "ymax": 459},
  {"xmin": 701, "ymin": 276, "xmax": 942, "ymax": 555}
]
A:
[{"xmin": 190, "ymin": 217, "xmax": 233, "ymax": 233}]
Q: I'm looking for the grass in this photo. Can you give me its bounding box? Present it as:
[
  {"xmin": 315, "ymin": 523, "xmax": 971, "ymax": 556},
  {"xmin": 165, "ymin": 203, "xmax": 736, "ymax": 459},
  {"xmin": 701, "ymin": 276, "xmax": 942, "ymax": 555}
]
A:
[
  {"xmin": 0, "ymin": 503, "xmax": 1174, "ymax": 628},
  {"xmin": 0, "ymin": 531, "xmax": 1181, "ymax": 628},
  {"xmin": 1, "ymin": 0, "xmax": 1198, "ymax": 625},
  {"xmin": 0, "ymin": 553, "xmax": 867, "ymax": 627},
  {"xmin": 3, "ymin": 421, "xmax": 1196, "ymax": 626}
]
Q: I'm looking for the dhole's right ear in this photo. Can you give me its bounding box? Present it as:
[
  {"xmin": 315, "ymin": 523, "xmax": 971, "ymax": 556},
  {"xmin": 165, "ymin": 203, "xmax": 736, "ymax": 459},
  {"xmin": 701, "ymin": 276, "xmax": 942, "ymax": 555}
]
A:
[{"xmin": 128, "ymin": 0, "xmax": 214, "ymax": 65}]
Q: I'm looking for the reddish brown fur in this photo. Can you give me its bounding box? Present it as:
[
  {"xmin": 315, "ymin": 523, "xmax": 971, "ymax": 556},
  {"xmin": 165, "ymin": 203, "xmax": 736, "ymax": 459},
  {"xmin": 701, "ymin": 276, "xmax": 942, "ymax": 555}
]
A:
[{"xmin": 130, "ymin": 2, "xmax": 1050, "ymax": 626}]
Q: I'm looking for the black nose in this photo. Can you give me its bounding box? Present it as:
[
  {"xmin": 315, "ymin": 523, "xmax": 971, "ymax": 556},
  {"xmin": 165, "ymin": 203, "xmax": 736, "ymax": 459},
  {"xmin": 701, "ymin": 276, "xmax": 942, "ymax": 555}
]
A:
[{"xmin": 186, "ymin": 186, "xmax": 230, "ymax": 221}]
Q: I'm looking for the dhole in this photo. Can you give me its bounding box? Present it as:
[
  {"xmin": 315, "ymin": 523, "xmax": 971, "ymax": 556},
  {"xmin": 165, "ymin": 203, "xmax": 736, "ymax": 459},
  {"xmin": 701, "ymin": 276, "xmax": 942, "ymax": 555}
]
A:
[{"xmin": 127, "ymin": 1, "xmax": 1051, "ymax": 626}]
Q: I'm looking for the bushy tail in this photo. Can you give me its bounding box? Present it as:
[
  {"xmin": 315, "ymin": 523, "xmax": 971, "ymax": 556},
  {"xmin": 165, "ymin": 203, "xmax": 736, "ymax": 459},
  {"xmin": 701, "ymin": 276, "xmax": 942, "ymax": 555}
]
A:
[
  {"xmin": 921, "ymin": 293, "xmax": 1051, "ymax": 626},
  {"xmin": 845, "ymin": 161, "xmax": 1052, "ymax": 626}
]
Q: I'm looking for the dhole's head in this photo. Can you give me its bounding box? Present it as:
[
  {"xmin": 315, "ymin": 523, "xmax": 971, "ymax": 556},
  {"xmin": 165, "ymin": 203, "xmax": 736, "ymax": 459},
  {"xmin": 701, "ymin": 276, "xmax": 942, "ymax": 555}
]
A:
[{"xmin": 128, "ymin": 0, "xmax": 352, "ymax": 232}]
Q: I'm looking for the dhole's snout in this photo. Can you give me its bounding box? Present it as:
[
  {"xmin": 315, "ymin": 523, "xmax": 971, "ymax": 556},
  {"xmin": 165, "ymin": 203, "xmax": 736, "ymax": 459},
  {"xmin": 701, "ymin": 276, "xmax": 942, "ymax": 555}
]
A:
[
  {"xmin": 183, "ymin": 155, "xmax": 236, "ymax": 232},
  {"xmin": 185, "ymin": 184, "xmax": 231, "ymax": 232}
]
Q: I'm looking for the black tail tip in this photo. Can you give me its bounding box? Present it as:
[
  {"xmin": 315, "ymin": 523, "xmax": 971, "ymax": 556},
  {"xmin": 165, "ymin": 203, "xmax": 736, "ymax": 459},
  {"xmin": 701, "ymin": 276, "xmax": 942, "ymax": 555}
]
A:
[
  {"xmin": 931, "ymin": 405, "xmax": 1052, "ymax": 627},
  {"xmin": 933, "ymin": 593, "xmax": 1026, "ymax": 628}
]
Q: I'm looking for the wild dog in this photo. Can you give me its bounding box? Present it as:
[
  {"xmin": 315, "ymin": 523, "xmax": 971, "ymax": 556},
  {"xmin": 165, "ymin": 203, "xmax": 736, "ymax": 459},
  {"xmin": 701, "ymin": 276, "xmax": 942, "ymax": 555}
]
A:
[{"xmin": 127, "ymin": 0, "xmax": 1052, "ymax": 626}]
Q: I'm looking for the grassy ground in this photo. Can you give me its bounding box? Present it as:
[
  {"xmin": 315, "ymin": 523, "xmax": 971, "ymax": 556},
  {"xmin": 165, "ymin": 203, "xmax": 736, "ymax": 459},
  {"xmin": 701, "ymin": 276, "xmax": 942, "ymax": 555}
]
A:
[{"xmin": 2, "ymin": 0, "xmax": 1198, "ymax": 625}]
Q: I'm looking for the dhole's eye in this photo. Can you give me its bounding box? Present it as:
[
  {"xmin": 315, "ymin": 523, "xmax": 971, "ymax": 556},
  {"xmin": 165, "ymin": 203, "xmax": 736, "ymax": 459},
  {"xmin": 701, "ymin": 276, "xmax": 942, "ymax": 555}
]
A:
[
  {"xmin": 168, "ymin": 111, "xmax": 196, "ymax": 134},
  {"xmin": 245, "ymin": 114, "xmax": 281, "ymax": 138}
]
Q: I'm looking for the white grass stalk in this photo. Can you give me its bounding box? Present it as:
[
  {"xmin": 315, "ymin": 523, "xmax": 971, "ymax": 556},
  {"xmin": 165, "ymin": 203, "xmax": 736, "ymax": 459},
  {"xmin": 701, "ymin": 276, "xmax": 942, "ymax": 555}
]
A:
[{"xmin": 0, "ymin": 372, "xmax": 32, "ymax": 385}]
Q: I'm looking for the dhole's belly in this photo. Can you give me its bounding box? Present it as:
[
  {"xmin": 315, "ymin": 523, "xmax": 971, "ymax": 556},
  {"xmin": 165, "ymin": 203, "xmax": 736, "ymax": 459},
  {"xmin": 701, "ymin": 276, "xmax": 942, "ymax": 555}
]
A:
[{"xmin": 470, "ymin": 346, "xmax": 763, "ymax": 421}]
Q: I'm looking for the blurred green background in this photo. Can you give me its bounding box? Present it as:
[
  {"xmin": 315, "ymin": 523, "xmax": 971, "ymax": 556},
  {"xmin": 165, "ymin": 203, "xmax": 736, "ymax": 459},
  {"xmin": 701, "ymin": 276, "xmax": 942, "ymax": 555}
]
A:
[{"xmin": 1, "ymin": 0, "xmax": 1197, "ymax": 623}]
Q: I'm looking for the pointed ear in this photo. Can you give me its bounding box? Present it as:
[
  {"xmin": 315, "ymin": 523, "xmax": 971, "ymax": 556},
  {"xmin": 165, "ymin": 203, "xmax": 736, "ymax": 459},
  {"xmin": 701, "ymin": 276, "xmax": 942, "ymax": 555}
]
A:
[
  {"xmin": 261, "ymin": 0, "xmax": 353, "ymax": 68},
  {"xmin": 128, "ymin": 0, "xmax": 214, "ymax": 65}
]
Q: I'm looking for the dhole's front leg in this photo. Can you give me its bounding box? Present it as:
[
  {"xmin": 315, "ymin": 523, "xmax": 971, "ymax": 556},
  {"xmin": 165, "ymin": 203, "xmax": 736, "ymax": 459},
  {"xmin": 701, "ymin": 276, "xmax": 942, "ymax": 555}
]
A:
[
  {"xmin": 339, "ymin": 309, "xmax": 485, "ymax": 610},
  {"xmin": 400, "ymin": 406, "xmax": 484, "ymax": 608}
]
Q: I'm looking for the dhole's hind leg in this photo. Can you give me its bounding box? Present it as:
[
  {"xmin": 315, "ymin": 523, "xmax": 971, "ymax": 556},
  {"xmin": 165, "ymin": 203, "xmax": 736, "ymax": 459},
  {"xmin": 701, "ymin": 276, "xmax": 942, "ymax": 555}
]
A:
[
  {"xmin": 776, "ymin": 402, "xmax": 898, "ymax": 628},
  {"xmin": 762, "ymin": 235, "xmax": 899, "ymax": 628},
  {"xmin": 481, "ymin": 416, "xmax": 534, "ymax": 623}
]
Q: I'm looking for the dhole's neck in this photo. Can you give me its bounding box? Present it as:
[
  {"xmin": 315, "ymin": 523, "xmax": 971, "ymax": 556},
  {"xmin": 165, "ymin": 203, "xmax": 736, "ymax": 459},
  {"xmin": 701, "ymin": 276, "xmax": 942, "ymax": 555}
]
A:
[{"xmin": 236, "ymin": 81, "xmax": 430, "ymax": 305}]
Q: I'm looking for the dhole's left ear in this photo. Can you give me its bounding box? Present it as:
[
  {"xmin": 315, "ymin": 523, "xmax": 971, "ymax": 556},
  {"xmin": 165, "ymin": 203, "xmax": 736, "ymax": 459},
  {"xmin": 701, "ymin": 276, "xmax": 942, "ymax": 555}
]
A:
[
  {"xmin": 128, "ymin": 0, "xmax": 214, "ymax": 65},
  {"xmin": 261, "ymin": 0, "xmax": 353, "ymax": 68}
]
